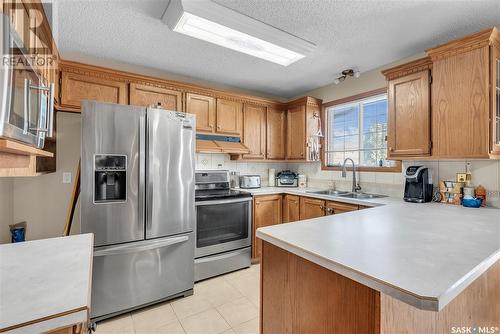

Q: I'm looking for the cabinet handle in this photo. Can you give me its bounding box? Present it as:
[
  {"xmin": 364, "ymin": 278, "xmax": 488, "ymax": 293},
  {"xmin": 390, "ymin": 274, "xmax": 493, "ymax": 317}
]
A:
[
  {"xmin": 389, "ymin": 147, "xmax": 394, "ymax": 152},
  {"xmin": 217, "ymin": 125, "xmax": 221, "ymax": 130},
  {"xmin": 209, "ymin": 124, "xmax": 214, "ymax": 128}
]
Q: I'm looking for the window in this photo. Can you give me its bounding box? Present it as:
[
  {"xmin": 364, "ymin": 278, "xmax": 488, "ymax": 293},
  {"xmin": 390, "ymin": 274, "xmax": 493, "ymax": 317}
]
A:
[{"xmin": 323, "ymin": 89, "xmax": 399, "ymax": 171}]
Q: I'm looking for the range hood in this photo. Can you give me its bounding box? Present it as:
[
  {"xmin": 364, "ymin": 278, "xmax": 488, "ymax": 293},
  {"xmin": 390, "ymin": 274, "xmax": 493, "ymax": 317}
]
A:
[{"xmin": 196, "ymin": 135, "xmax": 249, "ymax": 155}]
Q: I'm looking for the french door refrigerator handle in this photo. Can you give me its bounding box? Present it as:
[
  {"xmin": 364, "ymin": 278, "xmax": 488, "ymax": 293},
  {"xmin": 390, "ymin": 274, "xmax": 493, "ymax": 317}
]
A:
[
  {"xmin": 139, "ymin": 114, "xmax": 146, "ymax": 233},
  {"xmin": 146, "ymin": 113, "xmax": 153, "ymax": 231},
  {"xmin": 94, "ymin": 235, "xmax": 189, "ymax": 257}
]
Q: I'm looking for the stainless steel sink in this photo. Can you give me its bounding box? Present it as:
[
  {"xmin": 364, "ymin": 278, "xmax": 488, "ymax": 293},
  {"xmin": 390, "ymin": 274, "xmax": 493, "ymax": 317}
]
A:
[
  {"xmin": 306, "ymin": 190, "xmax": 387, "ymax": 200},
  {"xmin": 307, "ymin": 190, "xmax": 350, "ymax": 196},
  {"xmin": 338, "ymin": 192, "xmax": 387, "ymax": 199}
]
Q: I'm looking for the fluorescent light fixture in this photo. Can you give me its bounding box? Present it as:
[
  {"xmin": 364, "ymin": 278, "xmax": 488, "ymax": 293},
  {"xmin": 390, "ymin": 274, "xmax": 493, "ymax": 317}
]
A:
[{"xmin": 162, "ymin": 0, "xmax": 316, "ymax": 66}]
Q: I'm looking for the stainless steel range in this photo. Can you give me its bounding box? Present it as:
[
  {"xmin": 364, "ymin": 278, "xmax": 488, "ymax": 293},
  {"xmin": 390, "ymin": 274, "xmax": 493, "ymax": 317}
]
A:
[{"xmin": 194, "ymin": 170, "xmax": 252, "ymax": 281}]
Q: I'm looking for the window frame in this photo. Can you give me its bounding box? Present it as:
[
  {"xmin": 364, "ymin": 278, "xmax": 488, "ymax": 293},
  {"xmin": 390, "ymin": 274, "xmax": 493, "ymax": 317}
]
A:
[{"xmin": 320, "ymin": 88, "xmax": 401, "ymax": 173}]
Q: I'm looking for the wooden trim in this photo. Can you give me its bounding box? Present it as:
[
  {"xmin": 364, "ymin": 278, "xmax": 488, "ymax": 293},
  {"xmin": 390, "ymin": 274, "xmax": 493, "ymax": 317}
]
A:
[
  {"xmin": 58, "ymin": 60, "xmax": 286, "ymax": 109},
  {"xmin": 426, "ymin": 27, "xmax": 500, "ymax": 61},
  {"xmin": 322, "ymin": 88, "xmax": 388, "ymax": 108},
  {"xmin": 320, "ymin": 88, "xmax": 400, "ymax": 173},
  {"xmin": 381, "ymin": 57, "xmax": 433, "ymax": 81},
  {"xmin": 0, "ymin": 307, "xmax": 88, "ymax": 333},
  {"xmin": 321, "ymin": 164, "xmax": 402, "ymax": 173}
]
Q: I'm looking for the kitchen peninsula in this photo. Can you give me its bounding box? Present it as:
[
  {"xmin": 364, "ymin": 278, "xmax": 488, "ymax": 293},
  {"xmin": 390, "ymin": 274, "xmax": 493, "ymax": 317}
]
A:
[
  {"xmin": 256, "ymin": 200, "xmax": 499, "ymax": 334},
  {"xmin": 0, "ymin": 234, "xmax": 93, "ymax": 334}
]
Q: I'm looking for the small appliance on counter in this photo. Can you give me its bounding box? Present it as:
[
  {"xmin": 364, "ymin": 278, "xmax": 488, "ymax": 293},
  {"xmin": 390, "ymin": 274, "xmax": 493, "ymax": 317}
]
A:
[
  {"xmin": 229, "ymin": 171, "xmax": 240, "ymax": 188},
  {"xmin": 239, "ymin": 175, "xmax": 261, "ymax": 189},
  {"xmin": 276, "ymin": 170, "xmax": 299, "ymax": 187},
  {"xmin": 403, "ymin": 166, "xmax": 433, "ymax": 203}
]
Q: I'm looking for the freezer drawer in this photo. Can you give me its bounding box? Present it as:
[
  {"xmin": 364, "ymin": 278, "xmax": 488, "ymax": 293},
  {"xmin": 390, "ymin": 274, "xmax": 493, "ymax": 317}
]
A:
[{"xmin": 91, "ymin": 233, "xmax": 194, "ymax": 319}]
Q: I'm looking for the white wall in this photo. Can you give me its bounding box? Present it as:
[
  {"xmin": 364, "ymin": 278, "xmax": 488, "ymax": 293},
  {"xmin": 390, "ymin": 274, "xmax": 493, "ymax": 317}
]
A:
[
  {"xmin": 11, "ymin": 112, "xmax": 81, "ymax": 242},
  {"xmin": 196, "ymin": 154, "xmax": 500, "ymax": 203},
  {"xmin": 0, "ymin": 179, "xmax": 13, "ymax": 243}
]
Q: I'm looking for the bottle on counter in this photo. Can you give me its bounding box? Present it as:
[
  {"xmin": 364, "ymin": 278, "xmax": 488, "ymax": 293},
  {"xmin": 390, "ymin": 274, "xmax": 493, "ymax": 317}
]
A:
[
  {"xmin": 475, "ymin": 185, "xmax": 486, "ymax": 207},
  {"xmin": 298, "ymin": 174, "xmax": 307, "ymax": 188},
  {"xmin": 268, "ymin": 168, "xmax": 276, "ymax": 187}
]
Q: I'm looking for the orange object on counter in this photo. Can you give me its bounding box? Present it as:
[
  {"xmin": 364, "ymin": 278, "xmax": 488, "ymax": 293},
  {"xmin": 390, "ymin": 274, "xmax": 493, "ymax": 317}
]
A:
[{"xmin": 475, "ymin": 185, "xmax": 486, "ymax": 207}]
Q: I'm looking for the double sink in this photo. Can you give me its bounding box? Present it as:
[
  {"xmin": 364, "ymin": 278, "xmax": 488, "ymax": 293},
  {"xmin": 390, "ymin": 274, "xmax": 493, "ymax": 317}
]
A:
[{"xmin": 307, "ymin": 190, "xmax": 387, "ymax": 200}]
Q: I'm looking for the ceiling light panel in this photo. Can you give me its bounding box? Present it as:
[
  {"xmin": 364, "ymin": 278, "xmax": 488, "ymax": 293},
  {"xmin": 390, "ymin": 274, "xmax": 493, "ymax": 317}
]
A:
[{"xmin": 162, "ymin": 0, "xmax": 316, "ymax": 66}]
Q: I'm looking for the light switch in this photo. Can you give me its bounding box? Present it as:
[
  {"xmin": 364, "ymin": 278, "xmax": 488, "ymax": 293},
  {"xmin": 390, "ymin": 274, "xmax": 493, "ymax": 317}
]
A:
[{"xmin": 62, "ymin": 172, "xmax": 72, "ymax": 184}]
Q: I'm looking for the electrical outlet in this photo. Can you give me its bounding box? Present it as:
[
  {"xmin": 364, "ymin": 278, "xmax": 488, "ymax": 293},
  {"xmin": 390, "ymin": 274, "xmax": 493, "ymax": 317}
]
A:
[{"xmin": 62, "ymin": 172, "xmax": 72, "ymax": 184}]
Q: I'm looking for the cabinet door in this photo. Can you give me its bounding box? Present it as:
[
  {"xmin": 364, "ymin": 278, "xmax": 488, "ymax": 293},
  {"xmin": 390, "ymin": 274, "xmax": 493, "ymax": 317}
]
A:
[
  {"xmin": 130, "ymin": 83, "xmax": 182, "ymax": 111},
  {"xmin": 491, "ymin": 46, "xmax": 500, "ymax": 157},
  {"xmin": 266, "ymin": 108, "xmax": 286, "ymax": 160},
  {"xmin": 299, "ymin": 197, "xmax": 325, "ymax": 220},
  {"xmin": 60, "ymin": 72, "xmax": 128, "ymax": 111},
  {"xmin": 186, "ymin": 93, "xmax": 215, "ymax": 133},
  {"xmin": 216, "ymin": 99, "xmax": 242, "ymax": 136},
  {"xmin": 387, "ymin": 70, "xmax": 431, "ymax": 157},
  {"xmin": 432, "ymin": 47, "xmax": 490, "ymax": 158},
  {"xmin": 287, "ymin": 105, "xmax": 306, "ymax": 160},
  {"xmin": 326, "ymin": 201, "xmax": 358, "ymax": 215},
  {"xmin": 283, "ymin": 194, "xmax": 300, "ymax": 223},
  {"xmin": 242, "ymin": 104, "xmax": 266, "ymax": 159},
  {"xmin": 253, "ymin": 195, "xmax": 282, "ymax": 259}
]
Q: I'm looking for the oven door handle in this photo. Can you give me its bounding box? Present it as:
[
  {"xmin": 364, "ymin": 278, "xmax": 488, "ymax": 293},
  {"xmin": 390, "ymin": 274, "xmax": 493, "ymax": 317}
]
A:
[{"xmin": 195, "ymin": 197, "xmax": 252, "ymax": 206}]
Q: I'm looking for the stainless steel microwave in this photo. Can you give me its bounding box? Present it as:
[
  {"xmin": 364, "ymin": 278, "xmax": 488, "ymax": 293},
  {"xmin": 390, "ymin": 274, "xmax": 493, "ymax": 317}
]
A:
[{"xmin": 0, "ymin": 14, "xmax": 54, "ymax": 149}]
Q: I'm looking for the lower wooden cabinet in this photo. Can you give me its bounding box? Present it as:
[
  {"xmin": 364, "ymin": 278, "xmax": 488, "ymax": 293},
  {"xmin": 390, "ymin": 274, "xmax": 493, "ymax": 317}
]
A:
[
  {"xmin": 299, "ymin": 197, "xmax": 325, "ymax": 220},
  {"xmin": 252, "ymin": 195, "xmax": 282, "ymax": 259},
  {"xmin": 283, "ymin": 194, "xmax": 300, "ymax": 223},
  {"xmin": 129, "ymin": 83, "xmax": 182, "ymax": 111},
  {"xmin": 325, "ymin": 201, "xmax": 359, "ymax": 215}
]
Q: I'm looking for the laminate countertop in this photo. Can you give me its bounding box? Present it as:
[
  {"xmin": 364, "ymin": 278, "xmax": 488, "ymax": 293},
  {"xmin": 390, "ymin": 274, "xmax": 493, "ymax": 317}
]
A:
[
  {"xmin": 0, "ymin": 234, "xmax": 93, "ymax": 333},
  {"xmin": 253, "ymin": 187, "xmax": 500, "ymax": 311}
]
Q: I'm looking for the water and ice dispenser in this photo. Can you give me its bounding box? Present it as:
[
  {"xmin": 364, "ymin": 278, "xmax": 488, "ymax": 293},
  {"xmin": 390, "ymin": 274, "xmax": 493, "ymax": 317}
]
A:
[{"xmin": 94, "ymin": 154, "xmax": 127, "ymax": 203}]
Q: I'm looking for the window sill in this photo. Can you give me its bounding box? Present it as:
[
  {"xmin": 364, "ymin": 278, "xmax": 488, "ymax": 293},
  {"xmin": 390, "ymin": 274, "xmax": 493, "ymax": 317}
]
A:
[{"xmin": 321, "ymin": 163, "xmax": 402, "ymax": 173}]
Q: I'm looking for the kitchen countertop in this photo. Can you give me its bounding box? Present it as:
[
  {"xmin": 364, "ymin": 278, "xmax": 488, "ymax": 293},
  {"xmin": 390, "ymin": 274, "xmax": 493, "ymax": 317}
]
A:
[
  {"xmin": 252, "ymin": 187, "xmax": 500, "ymax": 311},
  {"xmin": 0, "ymin": 234, "xmax": 93, "ymax": 333}
]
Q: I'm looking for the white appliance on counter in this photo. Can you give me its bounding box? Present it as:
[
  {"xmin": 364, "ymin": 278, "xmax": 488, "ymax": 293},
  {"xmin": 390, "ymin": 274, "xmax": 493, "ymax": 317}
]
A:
[{"xmin": 81, "ymin": 101, "xmax": 196, "ymax": 321}]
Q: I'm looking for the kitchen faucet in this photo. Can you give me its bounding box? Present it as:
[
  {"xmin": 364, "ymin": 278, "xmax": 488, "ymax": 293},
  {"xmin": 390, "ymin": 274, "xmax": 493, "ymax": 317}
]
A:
[{"xmin": 341, "ymin": 158, "xmax": 362, "ymax": 193}]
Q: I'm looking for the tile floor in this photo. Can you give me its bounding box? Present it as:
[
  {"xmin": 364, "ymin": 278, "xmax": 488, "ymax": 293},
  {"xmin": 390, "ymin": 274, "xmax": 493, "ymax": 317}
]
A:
[{"xmin": 95, "ymin": 264, "xmax": 260, "ymax": 334}]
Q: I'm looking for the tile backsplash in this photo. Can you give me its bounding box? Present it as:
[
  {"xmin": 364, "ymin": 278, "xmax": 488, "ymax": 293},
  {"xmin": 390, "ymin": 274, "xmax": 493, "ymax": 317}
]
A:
[{"xmin": 196, "ymin": 154, "xmax": 500, "ymax": 199}]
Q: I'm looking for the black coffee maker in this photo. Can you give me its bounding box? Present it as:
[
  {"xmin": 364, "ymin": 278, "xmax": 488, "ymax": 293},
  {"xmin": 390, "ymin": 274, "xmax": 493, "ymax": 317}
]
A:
[{"xmin": 404, "ymin": 166, "xmax": 433, "ymax": 203}]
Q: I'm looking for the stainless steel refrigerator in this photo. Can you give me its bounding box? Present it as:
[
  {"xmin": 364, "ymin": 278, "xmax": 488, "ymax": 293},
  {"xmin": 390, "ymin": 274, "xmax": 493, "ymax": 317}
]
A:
[{"xmin": 81, "ymin": 101, "xmax": 195, "ymax": 321}]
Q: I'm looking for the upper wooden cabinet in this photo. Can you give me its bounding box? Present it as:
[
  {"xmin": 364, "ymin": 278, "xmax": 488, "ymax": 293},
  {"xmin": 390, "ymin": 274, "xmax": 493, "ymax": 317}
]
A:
[
  {"xmin": 130, "ymin": 83, "xmax": 182, "ymax": 111},
  {"xmin": 286, "ymin": 104, "xmax": 306, "ymax": 160},
  {"xmin": 299, "ymin": 197, "xmax": 325, "ymax": 220},
  {"xmin": 253, "ymin": 195, "xmax": 282, "ymax": 259},
  {"xmin": 185, "ymin": 93, "xmax": 216, "ymax": 133},
  {"xmin": 242, "ymin": 104, "xmax": 266, "ymax": 159},
  {"xmin": 60, "ymin": 71, "xmax": 128, "ymax": 112},
  {"xmin": 216, "ymin": 99, "xmax": 243, "ymax": 136},
  {"xmin": 490, "ymin": 44, "xmax": 500, "ymax": 158},
  {"xmin": 282, "ymin": 194, "xmax": 300, "ymax": 223},
  {"xmin": 383, "ymin": 57, "xmax": 432, "ymax": 158},
  {"xmin": 383, "ymin": 27, "xmax": 500, "ymax": 160},
  {"xmin": 266, "ymin": 108, "xmax": 286, "ymax": 160},
  {"xmin": 430, "ymin": 47, "xmax": 490, "ymax": 158},
  {"xmin": 285, "ymin": 97, "xmax": 322, "ymax": 161}
]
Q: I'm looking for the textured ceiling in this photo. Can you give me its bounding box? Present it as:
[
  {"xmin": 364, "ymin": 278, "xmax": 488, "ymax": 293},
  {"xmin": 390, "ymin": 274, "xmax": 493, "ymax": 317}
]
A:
[{"xmin": 53, "ymin": 0, "xmax": 500, "ymax": 98}]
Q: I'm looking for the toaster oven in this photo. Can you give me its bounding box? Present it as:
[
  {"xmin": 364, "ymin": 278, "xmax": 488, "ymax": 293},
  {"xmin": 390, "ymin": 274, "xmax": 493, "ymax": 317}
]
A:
[
  {"xmin": 276, "ymin": 170, "xmax": 298, "ymax": 187},
  {"xmin": 239, "ymin": 175, "xmax": 261, "ymax": 189}
]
